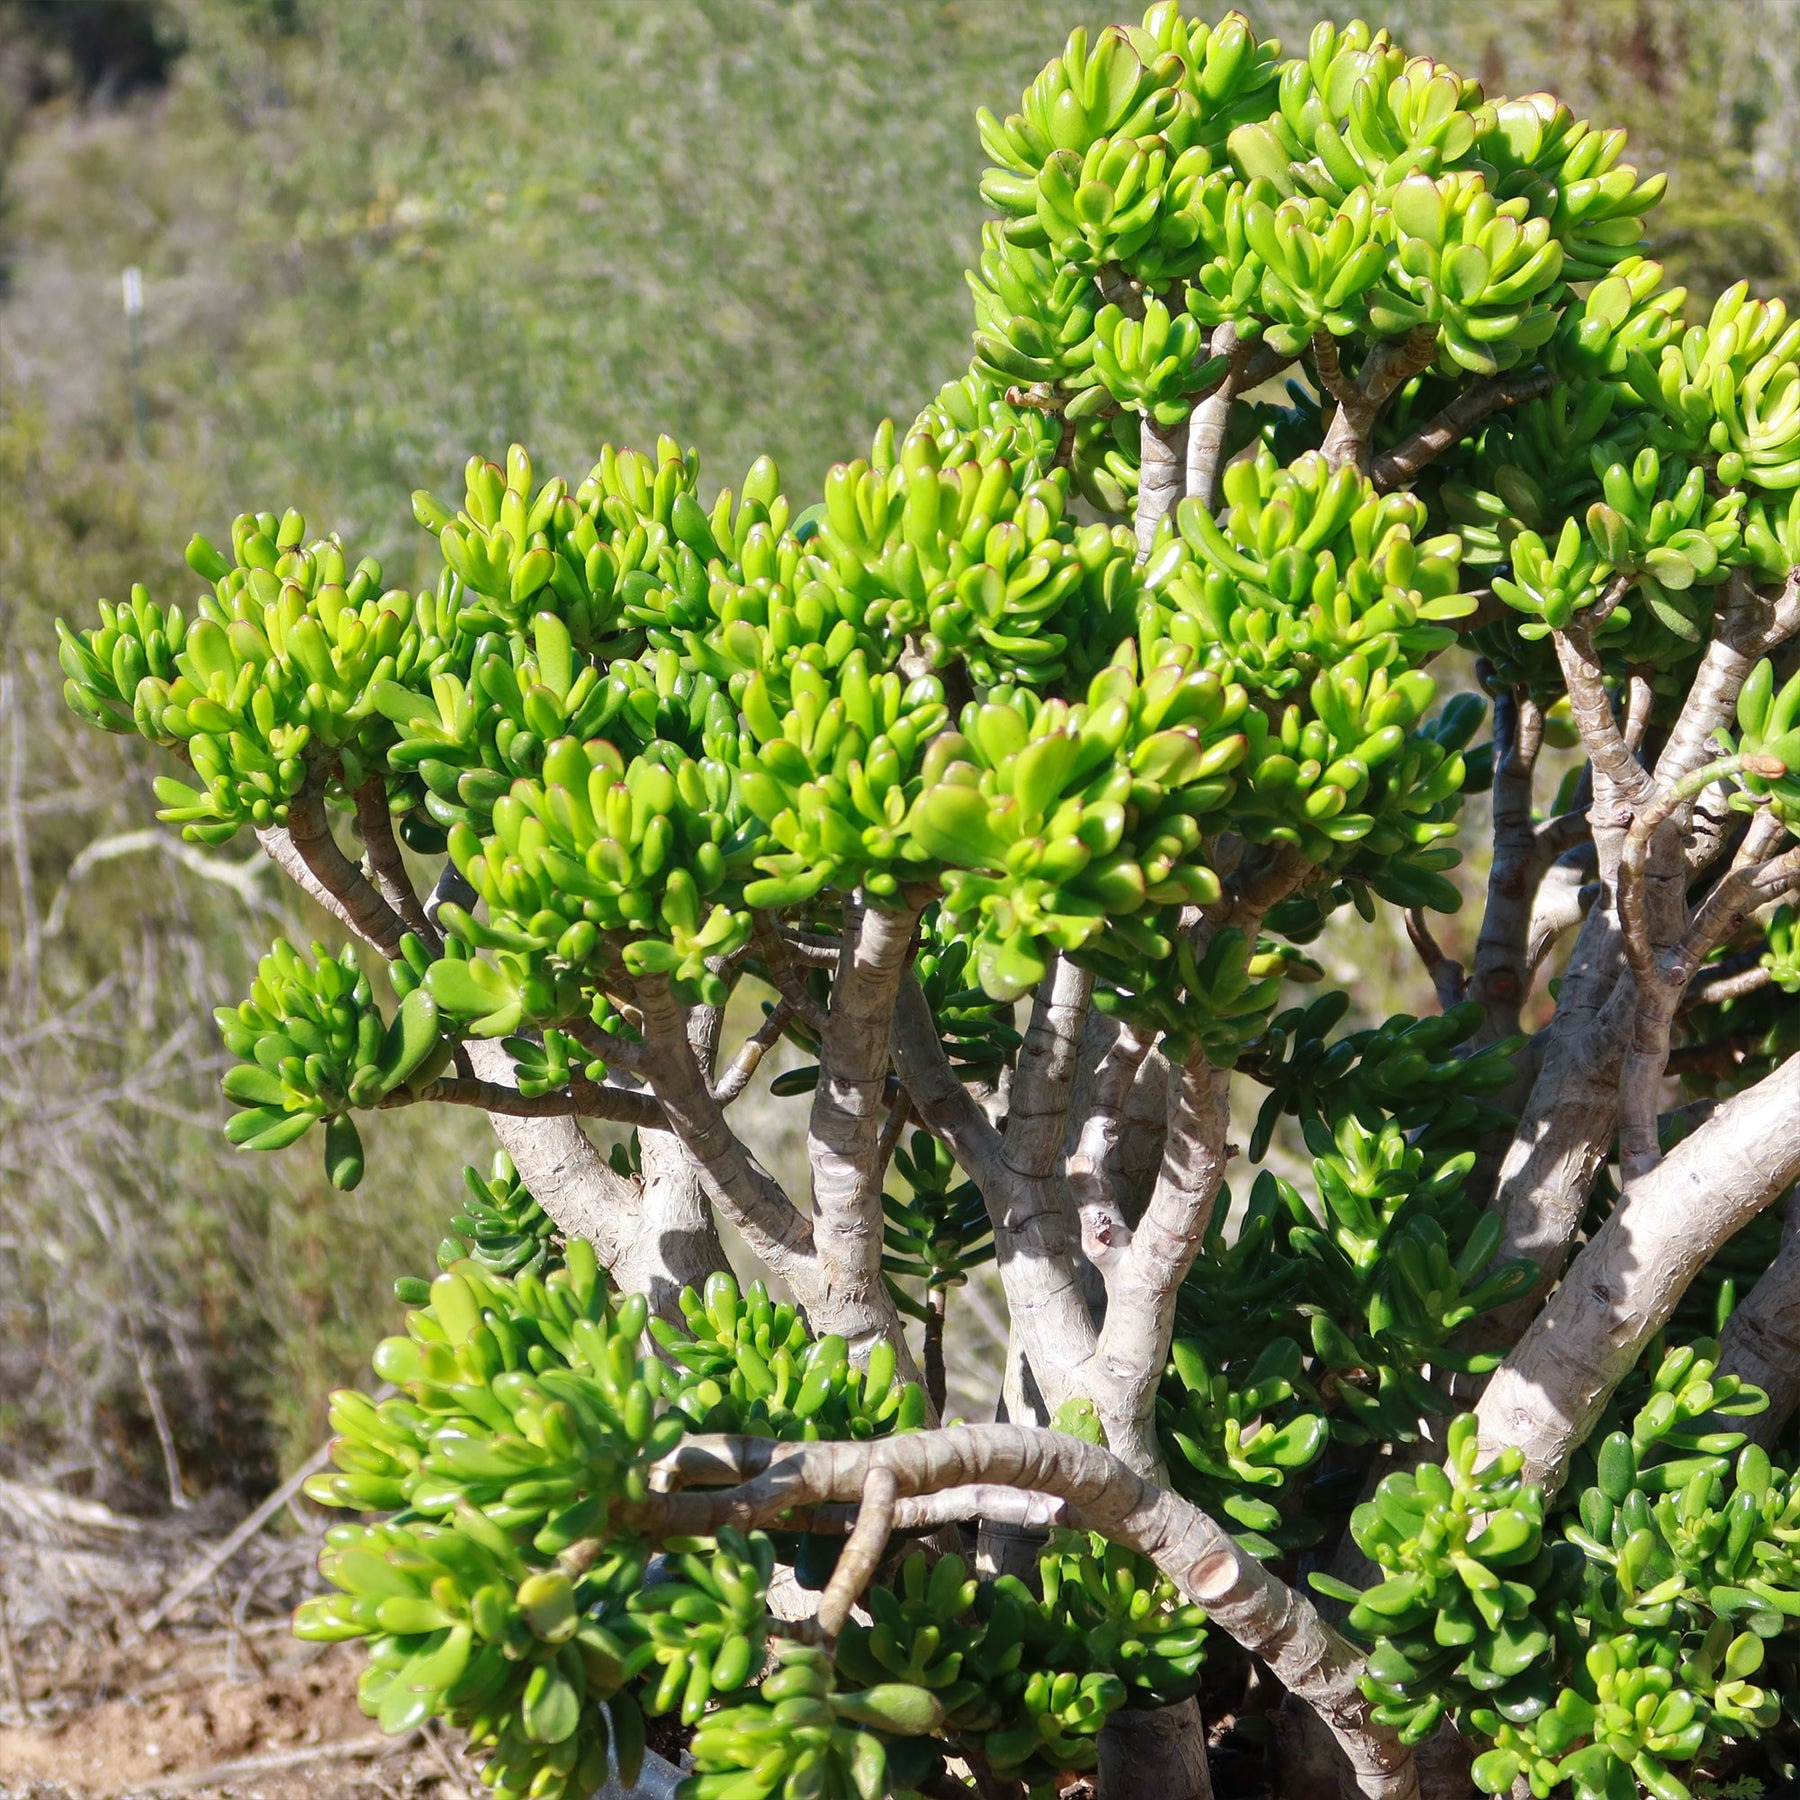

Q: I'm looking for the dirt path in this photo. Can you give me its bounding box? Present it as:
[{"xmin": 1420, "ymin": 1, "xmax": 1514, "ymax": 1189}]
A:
[
  {"xmin": 0, "ymin": 1635, "xmax": 472, "ymax": 1800},
  {"xmin": 0, "ymin": 1472, "xmax": 475, "ymax": 1800}
]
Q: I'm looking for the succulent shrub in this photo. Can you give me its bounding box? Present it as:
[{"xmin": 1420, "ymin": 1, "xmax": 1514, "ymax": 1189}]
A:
[{"xmin": 59, "ymin": 9, "xmax": 1800, "ymax": 1800}]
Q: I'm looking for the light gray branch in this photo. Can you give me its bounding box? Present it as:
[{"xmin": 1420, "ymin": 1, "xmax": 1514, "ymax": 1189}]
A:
[
  {"xmin": 1137, "ymin": 415, "xmax": 1187, "ymax": 559},
  {"xmin": 1476, "ymin": 976, "xmax": 1634, "ymax": 1337},
  {"xmin": 257, "ymin": 790, "xmax": 692, "ymax": 1306},
  {"xmin": 1184, "ymin": 322, "xmax": 1252, "ymax": 511},
  {"xmin": 814, "ymin": 1467, "xmax": 897, "ymax": 1640},
  {"xmin": 807, "ymin": 900, "xmax": 925, "ymax": 1371},
  {"xmin": 1682, "ymin": 959, "xmax": 1773, "ymax": 1009},
  {"xmin": 1617, "ymin": 789, "xmax": 1794, "ymax": 1183},
  {"xmin": 1476, "ymin": 1047, "xmax": 1800, "ymax": 1494},
  {"xmin": 712, "ymin": 1000, "xmax": 793, "ymax": 1104},
  {"xmin": 894, "ymin": 971, "xmax": 1100, "ymax": 1417},
  {"xmin": 1526, "ymin": 862, "xmax": 1598, "ymax": 977},
  {"xmin": 1654, "ymin": 571, "xmax": 1792, "ymax": 789},
  {"xmin": 1091, "ymin": 1053, "xmax": 1232, "ymax": 1476},
  {"xmin": 1678, "ymin": 812, "xmax": 1796, "ymax": 964},
  {"xmin": 890, "ymin": 972, "xmax": 1011, "ymax": 1197},
  {"xmin": 456, "ymin": 1036, "xmax": 657, "ymax": 1284},
  {"xmin": 627, "ymin": 1126, "xmax": 731, "ymax": 1321},
  {"xmin": 636, "ymin": 973, "xmax": 818, "ymax": 1288},
  {"xmin": 644, "ymin": 1425, "xmax": 1416, "ymax": 1800},
  {"xmin": 1067, "ymin": 1021, "xmax": 1154, "ymax": 1276},
  {"xmin": 1552, "ymin": 603, "xmax": 1652, "ymax": 814},
  {"xmin": 1005, "ymin": 957, "xmax": 1093, "ymax": 1182}
]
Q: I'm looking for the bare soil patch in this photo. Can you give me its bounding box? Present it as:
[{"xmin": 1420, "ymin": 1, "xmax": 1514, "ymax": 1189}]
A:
[{"xmin": 0, "ymin": 1474, "xmax": 476, "ymax": 1800}]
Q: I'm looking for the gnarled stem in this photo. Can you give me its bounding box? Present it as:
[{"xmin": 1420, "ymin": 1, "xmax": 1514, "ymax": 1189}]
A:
[
  {"xmin": 893, "ymin": 970, "xmax": 1099, "ymax": 1417},
  {"xmin": 808, "ymin": 899, "xmax": 926, "ymax": 1369},
  {"xmin": 282, "ymin": 786, "xmax": 409, "ymax": 956},
  {"xmin": 1616, "ymin": 769, "xmax": 1792, "ymax": 1183},
  {"xmin": 1370, "ymin": 368, "xmax": 1552, "ymax": 491},
  {"xmin": 1137, "ymin": 415, "xmax": 1188, "ymax": 559},
  {"xmin": 814, "ymin": 1467, "xmax": 897, "ymax": 1640},
  {"xmin": 353, "ymin": 779, "xmax": 434, "ymax": 945},
  {"xmin": 1551, "ymin": 602, "xmax": 1652, "ymax": 814},
  {"xmin": 1319, "ymin": 325, "xmax": 1437, "ymax": 473},
  {"xmin": 637, "ymin": 973, "xmax": 818, "ymax": 1289},
  {"xmin": 646, "ymin": 1424, "xmax": 1416, "ymax": 1800},
  {"xmin": 389, "ymin": 1074, "xmax": 664, "ymax": 1127},
  {"xmin": 1466, "ymin": 687, "xmax": 1542, "ymax": 1045},
  {"xmin": 1090, "ymin": 1054, "xmax": 1232, "ymax": 1475}
]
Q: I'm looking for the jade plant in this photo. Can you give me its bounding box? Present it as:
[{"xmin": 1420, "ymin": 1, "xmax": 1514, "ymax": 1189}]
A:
[{"xmin": 57, "ymin": 8, "xmax": 1800, "ymax": 1799}]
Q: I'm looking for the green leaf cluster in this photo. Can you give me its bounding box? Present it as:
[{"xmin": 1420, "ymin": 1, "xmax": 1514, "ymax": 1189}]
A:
[
  {"xmin": 295, "ymin": 1242, "xmax": 688, "ymax": 1797},
  {"xmin": 683, "ymin": 1641, "xmax": 942, "ymax": 1800},
  {"xmin": 1160, "ymin": 446, "xmax": 1474, "ymax": 691},
  {"xmin": 1243, "ymin": 990, "xmax": 1524, "ymax": 1159},
  {"xmin": 628, "ymin": 1530, "xmax": 775, "ymax": 1726},
  {"xmin": 1342, "ymin": 1344, "xmax": 1800, "ymax": 1800},
  {"xmin": 1727, "ymin": 661, "xmax": 1800, "ymax": 824},
  {"xmin": 1160, "ymin": 1112, "xmax": 1533, "ymax": 1542},
  {"xmin": 426, "ymin": 1153, "xmax": 563, "ymax": 1283},
  {"xmin": 295, "ymin": 1511, "xmax": 651, "ymax": 1800},
  {"xmin": 1760, "ymin": 905, "xmax": 1800, "ymax": 995},
  {"xmin": 974, "ymin": 4, "xmax": 1661, "ymax": 431},
  {"xmin": 647, "ymin": 1273, "xmax": 928, "ymax": 1443},
  {"xmin": 215, "ymin": 939, "xmax": 449, "ymax": 1190},
  {"xmin": 61, "ymin": 514, "xmax": 449, "ymax": 842},
  {"xmin": 836, "ymin": 1540, "xmax": 1199, "ymax": 1790},
  {"xmin": 880, "ymin": 1131, "xmax": 996, "ymax": 1321},
  {"xmin": 1333, "ymin": 1413, "xmax": 1564, "ymax": 1750}
]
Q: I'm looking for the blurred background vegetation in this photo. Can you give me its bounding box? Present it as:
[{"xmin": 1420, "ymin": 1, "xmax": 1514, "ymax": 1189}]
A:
[{"xmin": 1, "ymin": 0, "xmax": 1795, "ymax": 1509}]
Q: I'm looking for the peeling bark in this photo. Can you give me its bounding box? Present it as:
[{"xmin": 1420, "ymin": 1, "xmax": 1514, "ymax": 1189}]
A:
[{"xmin": 1476, "ymin": 1050, "xmax": 1800, "ymax": 1494}]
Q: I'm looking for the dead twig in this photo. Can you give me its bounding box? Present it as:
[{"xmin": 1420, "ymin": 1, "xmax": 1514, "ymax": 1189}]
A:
[
  {"xmin": 129, "ymin": 1729, "xmax": 423, "ymax": 1794},
  {"xmin": 139, "ymin": 1441, "xmax": 333, "ymax": 1633},
  {"xmin": 422, "ymin": 1719, "xmax": 479, "ymax": 1800}
]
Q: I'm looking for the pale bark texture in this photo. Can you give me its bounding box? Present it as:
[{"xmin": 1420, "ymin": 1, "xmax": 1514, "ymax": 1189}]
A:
[
  {"xmin": 807, "ymin": 901, "xmax": 926, "ymax": 1362},
  {"xmin": 1138, "ymin": 416, "xmax": 1188, "ymax": 558},
  {"xmin": 646, "ymin": 1424, "xmax": 1418, "ymax": 1800},
  {"xmin": 1100, "ymin": 1702, "xmax": 1215, "ymax": 1800},
  {"xmin": 1476, "ymin": 1050, "xmax": 1800, "ymax": 1493}
]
